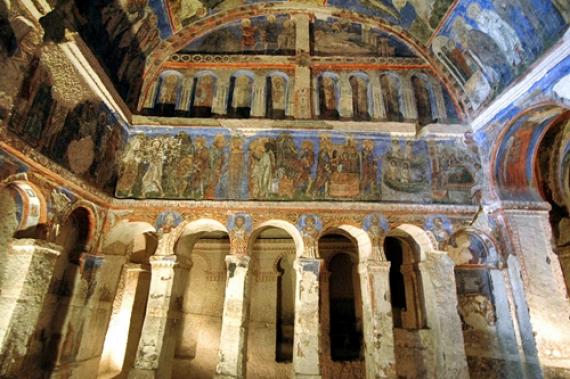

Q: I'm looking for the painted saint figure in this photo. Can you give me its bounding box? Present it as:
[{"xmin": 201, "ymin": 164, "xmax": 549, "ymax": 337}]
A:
[
  {"xmin": 230, "ymin": 215, "xmax": 249, "ymax": 255},
  {"xmin": 367, "ymin": 215, "xmax": 387, "ymax": 262},
  {"xmin": 302, "ymin": 216, "xmax": 319, "ymax": 259}
]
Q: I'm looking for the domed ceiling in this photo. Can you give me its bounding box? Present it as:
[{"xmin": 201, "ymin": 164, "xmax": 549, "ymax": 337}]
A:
[{"xmin": 56, "ymin": 0, "xmax": 568, "ymax": 117}]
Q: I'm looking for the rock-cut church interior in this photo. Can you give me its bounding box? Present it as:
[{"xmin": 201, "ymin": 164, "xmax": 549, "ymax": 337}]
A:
[{"xmin": 1, "ymin": 0, "xmax": 570, "ymax": 378}]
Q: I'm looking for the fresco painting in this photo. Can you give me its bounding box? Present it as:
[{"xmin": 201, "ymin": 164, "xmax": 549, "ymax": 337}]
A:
[
  {"xmin": 180, "ymin": 15, "xmax": 296, "ymax": 55},
  {"xmin": 6, "ymin": 58, "xmax": 127, "ymax": 194},
  {"xmin": 155, "ymin": 210, "xmax": 183, "ymax": 234},
  {"xmin": 116, "ymin": 128, "xmax": 481, "ymax": 204},
  {"xmin": 311, "ymin": 18, "xmax": 418, "ymax": 57},
  {"xmin": 431, "ymin": 0, "xmax": 568, "ymax": 110},
  {"xmin": 495, "ymin": 107, "xmax": 565, "ymax": 200}
]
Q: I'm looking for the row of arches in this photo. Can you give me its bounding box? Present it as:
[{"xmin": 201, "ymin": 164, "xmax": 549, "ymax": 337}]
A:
[
  {"xmin": 142, "ymin": 69, "xmax": 447, "ymax": 124},
  {"xmin": 96, "ymin": 217, "xmax": 496, "ymax": 378}
]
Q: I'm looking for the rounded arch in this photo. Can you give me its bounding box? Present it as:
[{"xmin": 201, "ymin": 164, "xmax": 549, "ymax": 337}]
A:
[
  {"xmin": 57, "ymin": 203, "xmax": 98, "ymax": 251},
  {"xmin": 491, "ymin": 104, "xmax": 568, "ymax": 200},
  {"xmin": 102, "ymin": 221, "xmax": 157, "ymax": 263},
  {"xmin": 447, "ymin": 228, "xmax": 500, "ymax": 267},
  {"xmin": 140, "ymin": 5, "xmax": 465, "ymax": 117},
  {"xmin": 322, "ymin": 224, "xmax": 372, "ymax": 264},
  {"xmin": 0, "ymin": 180, "xmax": 47, "ymax": 236},
  {"xmin": 387, "ymin": 223, "xmax": 436, "ymax": 262},
  {"xmin": 171, "ymin": 218, "xmax": 229, "ymax": 256},
  {"xmin": 250, "ymin": 220, "xmax": 304, "ymax": 258}
]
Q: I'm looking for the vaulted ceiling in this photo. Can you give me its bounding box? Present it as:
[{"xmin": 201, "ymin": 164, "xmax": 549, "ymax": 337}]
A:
[{"xmin": 54, "ymin": 0, "xmax": 568, "ymax": 117}]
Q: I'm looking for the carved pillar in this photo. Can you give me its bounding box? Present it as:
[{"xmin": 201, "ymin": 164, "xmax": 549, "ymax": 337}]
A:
[
  {"xmin": 212, "ymin": 72, "xmax": 231, "ymax": 116},
  {"xmin": 487, "ymin": 264, "xmax": 525, "ymax": 378},
  {"xmin": 431, "ymin": 81, "xmax": 448, "ymax": 122},
  {"xmin": 251, "ymin": 75, "xmax": 267, "ymax": 118},
  {"xmin": 504, "ymin": 208, "xmax": 570, "ymax": 375},
  {"xmin": 292, "ymin": 14, "xmax": 312, "ymax": 119},
  {"xmin": 369, "ymin": 71, "xmax": 386, "ymax": 120},
  {"xmin": 420, "ymin": 251, "xmax": 469, "ymax": 378},
  {"xmin": 358, "ymin": 258, "xmax": 397, "ymax": 379},
  {"xmin": 0, "ymin": 239, "xmax": 62, "ymax": 377},
  {"xmin": 128, "ymin": 255, "xmax": 187, "ymax": 379},
  {"xmin": 99, "ymin": 263, "xmax": 149, "ymax": 377},
  {"xmin": 400, "ymin": 74, "xmax": 418, "ymax": 122},
  {"xmin": 338, "ymin": 72, "xmax": 353, "ymax": 119},
  {"xmin": 293, "ymin": 258, "xmax": 322, "ymax": 379},
  {"xmin": 215, "ymin": 255, "xmax": 251, "ymax": 379}
]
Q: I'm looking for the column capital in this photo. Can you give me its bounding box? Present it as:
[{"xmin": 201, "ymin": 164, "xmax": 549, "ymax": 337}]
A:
[
  {"xmin": 149, "ymin": 255, "xmax": 178, "ymax": 269},
  {"xmin": 294, "ymin": 257, "xmax": 322, "ymax": 272},
  {"xmin": 225, "ymin": 254, "xmax": 251, "ymax": 267},
  {"xmin": 8, "ymin": 238, "xmax": 62, "ymax": 257},
  {"xmin": 358, "ymin": 260, "xmax": 391, "ymax": 274}
]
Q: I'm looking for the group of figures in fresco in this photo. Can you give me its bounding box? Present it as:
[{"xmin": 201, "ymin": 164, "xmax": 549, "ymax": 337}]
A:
[
  {"xmin": 433, "ymin": 0, "xmax": 569, "ymax": 110},
  {"xmin": 116, "ymin": 130, "xmax": 479, "ymax": 203},
  {"xmin": 0, "ymin": 3, "xmax": 125, "ymax": 195}
]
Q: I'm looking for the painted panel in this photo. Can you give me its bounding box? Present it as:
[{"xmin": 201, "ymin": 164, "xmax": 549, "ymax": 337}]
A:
[
  {"xmin": 116, "ymin": 128, "xmax": 481, "ymax": 204},
  {"xmin": 431, "ymin": 0, "xmax": 568, "ymax": 111}
]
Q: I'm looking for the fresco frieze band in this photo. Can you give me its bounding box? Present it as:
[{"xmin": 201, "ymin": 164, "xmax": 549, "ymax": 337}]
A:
[{"xmin": 116, "ymin": 128, "xmax": 481, "ymax": 203}]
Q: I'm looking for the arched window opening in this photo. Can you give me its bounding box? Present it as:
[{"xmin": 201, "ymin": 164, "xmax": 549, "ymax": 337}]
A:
[
  {"xmin": 328, "ymin": 252, "xmax": 361, "ymax": 361},
  {"xmin": 266, "ymin": 74, "xmax": 288, "ymax": 119},
  {"xmin": 191, "ymin": 74, "xmax": 216, "ymax": 118},
  {"xmin": 349, "ymin": 75, "xmax": 370, "ymax": 121},
  {"xmin": 172, "ymin": 229, "xmax": 229, "ymax": 379},
  {"xmin": 412, "ymin": 75, "xmax": 433, "ymax": 126},
  {"xmin": 319, "ymin": 75, "xmax": 339, "ymax": 120},
  {"xmin": 246, "ymin": 226, "xmax": 296, "ymax": 376},
  {"xmin": 227, "ymin": 74, "xmax": 253, "ymax": 118},
  {"xmin": 154, "ymin": 73, "xmax": 181, "ymax": 117},
  {"xmin": 318, "ymin": 232, "xmax": 363, "ymax": 370},
  {"xmin": 43, "ymin": 207, "xmax": 91, "ymax": 371},
  {"xmin": 384, "ymin": 236, "xmax": 426, "ymax": 330},
  {"xmin": 275, "ymin": 255, "xmax": 295, "ymax": 362},
  {"xmin": 380, "ymin": 74, "xmax": 403, "ymax": 122}
]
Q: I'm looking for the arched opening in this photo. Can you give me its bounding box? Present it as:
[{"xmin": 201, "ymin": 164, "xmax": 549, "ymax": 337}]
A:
[
  {"xmin": 227, "ymin": 73, "xmax": 253, "ymax": 118},
  {"xmin": 246, "ymin": 226, "xmax": 296, "ymax": 378},
  {"xmin": 172, "ymin": 225, "xmax": 229, "ymax": 379},
  {"xmin": 266, "ymin": 74, "xmax": 288, "ymax": 119},
  {"xmin": 154, "ymin": 71, "xmax": 182, "ymax": 117},
  {"xmin": 380, "ymin": 73, "xmax": 403, "ymax": 122},
  {"xmin": 318, "ymin": 74, "xmax": 339, "ymax": 120},
  {"xmin": 191, "ymin": 73, "xmax": 217, "ymax": 118},
  {"xmin": 384, "ymin": 225, "xmax": 432, "ymax": 379},
  {"xmin": 384, "ymin": 236, "xmax": 426, "ymax": 330},
  {"xmin": 41, "ymin": 206, "xmax": 92, "ymax": 372},
  {"xmin": 319, "ymin": 232, "xmax": 364, "ymax": 378},
  {"xmin": 349, "ymin": 74, "xmax": 370, "ymax": 121},
  {"xmin": 412, "ymin": 75, "xmax": 433, "ymax": 126},
  {"xmin": 98, "ymin": 221, "xmax": 157, "ymax": 379}
]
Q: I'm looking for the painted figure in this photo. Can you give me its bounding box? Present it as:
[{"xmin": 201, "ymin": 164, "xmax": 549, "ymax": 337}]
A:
[
  {"xmin": 367, "ymin": 215, "xmax": 387, "ymax": 261},
  {"xmin": 230, "ymin": 215, "xmax": 249, "ymax": 255},
  {"xmin": 302, "ymin": 216, "xmax": 319, "ymax": 259}
]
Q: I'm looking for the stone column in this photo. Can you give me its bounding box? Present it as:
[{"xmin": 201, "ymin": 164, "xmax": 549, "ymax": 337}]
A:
[
  {"xmin": 369, "ymin": 71, "xmax": 386, "ymax": 120},
  {"xmin": 338, "ymin": 72, "xmax": 353, "ymax": 119},
  {"xmin": 504, "ymin": 208, "xmax": 570, "ymax": 374},
  {"xmin": 99, "ymin": 263, "xmax": 149, "ymax": 377},
  {"xmin": 420, "ymin": 251, "xmax": 469, "ymax": 378},
  {"xmin": 128, "ymin": 255, "xmax": 186, "ymax": 379},
  {"xmin": 557, "ymin": 246, "xmax": 570, "ymax": 298},
  {"xmin": 292, "ymin": 14, "xmax": 312, "ymax": 119},
  {"xmin": 399, "ymin": 74, "xmax": 417, "ymax": 122},
  {"xmin": 251, "ymin": 75, "xmax": 267, "ymax": 118},
  {"xmin": 0, "ymin": 239, "xmax": 62, "ymax": 376},
  {"xmin": 487, "ymin": 264, "xmax": 525, "ymax": 378},
  {"xmin": 215, "ymin": 255, "xmax": 251, "ymax": 379},
  {"xmin": 293, "ymin": 258, "xmax": 322, "ymax": 379},
  {"xmin": 212, "ymin": 72, "xmax": 231, "ymax": 116},
  {"xmin": 358, "ymin": 259, "xmax": 397, "ymax": 379}
]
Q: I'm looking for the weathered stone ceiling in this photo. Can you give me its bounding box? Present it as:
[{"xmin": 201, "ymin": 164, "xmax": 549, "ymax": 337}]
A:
[{"xmin": 57, "ymin": 0, "xmax": 568, "ymax": 116}]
